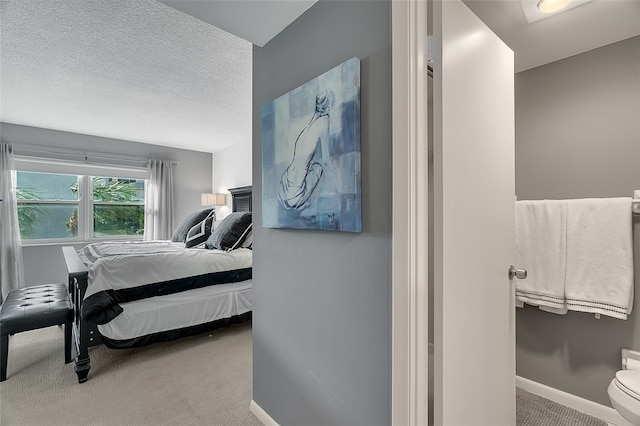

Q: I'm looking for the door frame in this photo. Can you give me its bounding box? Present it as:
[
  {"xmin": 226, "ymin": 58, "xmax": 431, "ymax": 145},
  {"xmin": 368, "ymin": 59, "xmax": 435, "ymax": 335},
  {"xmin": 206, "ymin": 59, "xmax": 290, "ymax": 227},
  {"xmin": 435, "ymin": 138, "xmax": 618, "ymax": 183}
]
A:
[{"xmin": 391, "ymin": 0, "xmax": 429, "ymax": 425}]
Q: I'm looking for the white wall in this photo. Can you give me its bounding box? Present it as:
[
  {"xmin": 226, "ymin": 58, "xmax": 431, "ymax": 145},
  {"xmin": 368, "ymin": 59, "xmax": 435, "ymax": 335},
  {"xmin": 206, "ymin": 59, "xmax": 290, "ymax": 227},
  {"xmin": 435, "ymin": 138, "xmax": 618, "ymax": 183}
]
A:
[
  {"xmin": 212, "ymin": 140, "xmax": 252, "ymax": 219},
  {"xmin": 0, "ymin": 122, "xmax": 213, "ymax": 285}
]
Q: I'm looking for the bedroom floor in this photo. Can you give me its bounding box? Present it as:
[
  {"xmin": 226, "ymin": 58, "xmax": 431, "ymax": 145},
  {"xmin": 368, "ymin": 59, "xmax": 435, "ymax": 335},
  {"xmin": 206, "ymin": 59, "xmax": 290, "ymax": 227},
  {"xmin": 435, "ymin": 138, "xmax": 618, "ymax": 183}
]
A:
[
  {"xmin": 4, "ymin": 323, "xmax": 615, "ymax": 426},
  {"xmin": 0, "ymin": 322, "xmax": 260, "ymax": 426}
]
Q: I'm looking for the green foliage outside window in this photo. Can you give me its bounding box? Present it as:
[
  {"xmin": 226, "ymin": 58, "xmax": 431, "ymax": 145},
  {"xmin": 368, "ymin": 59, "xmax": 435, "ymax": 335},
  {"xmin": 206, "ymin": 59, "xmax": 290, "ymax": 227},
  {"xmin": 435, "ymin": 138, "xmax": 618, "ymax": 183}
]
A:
[
  {"xmin": 69, "ymin": 178, "xmax": 144, "ymax": 237},
  {"xmin": 16, "ymin": 188, "xmax": 43, "ymax": 238},
  {"xmin": 17, "ymin": 172, "xmax": 145, "ymax": 239}
]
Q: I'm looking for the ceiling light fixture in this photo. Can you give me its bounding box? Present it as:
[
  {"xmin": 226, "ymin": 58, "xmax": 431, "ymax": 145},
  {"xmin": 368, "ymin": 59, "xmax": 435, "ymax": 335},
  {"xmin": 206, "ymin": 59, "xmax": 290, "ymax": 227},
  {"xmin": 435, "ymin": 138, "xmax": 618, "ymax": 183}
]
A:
[
  {"xmin": 537, "ymin": 0, "xmax": 571, "ymax": 13},
  {"xmin": 521, "ymin": 0, "xmax": 592, "ymax": 23}
]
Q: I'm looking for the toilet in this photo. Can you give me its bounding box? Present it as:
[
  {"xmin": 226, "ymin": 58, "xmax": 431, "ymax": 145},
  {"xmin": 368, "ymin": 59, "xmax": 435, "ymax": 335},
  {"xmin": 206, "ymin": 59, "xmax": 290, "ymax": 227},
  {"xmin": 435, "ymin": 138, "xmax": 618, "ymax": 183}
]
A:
[{"xmin": 608, "ymin": 369, "xmax": 640, "ymax": 425}]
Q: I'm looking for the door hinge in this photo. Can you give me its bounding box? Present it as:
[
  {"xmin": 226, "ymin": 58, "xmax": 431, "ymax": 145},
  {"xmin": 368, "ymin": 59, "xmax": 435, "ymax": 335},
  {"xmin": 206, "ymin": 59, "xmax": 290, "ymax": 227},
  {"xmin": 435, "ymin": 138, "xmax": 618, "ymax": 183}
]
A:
[{"xmin": 427, "ymin": 35, "xmax": 434, "ymax": 77}]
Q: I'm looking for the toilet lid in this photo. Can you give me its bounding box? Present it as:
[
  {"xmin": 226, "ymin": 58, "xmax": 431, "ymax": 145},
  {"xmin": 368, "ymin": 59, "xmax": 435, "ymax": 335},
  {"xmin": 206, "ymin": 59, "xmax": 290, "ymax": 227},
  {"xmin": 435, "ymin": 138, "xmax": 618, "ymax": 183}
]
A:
[{"xmin": 616, "ymin": 370, "xmax": 640, "ymax": 400}]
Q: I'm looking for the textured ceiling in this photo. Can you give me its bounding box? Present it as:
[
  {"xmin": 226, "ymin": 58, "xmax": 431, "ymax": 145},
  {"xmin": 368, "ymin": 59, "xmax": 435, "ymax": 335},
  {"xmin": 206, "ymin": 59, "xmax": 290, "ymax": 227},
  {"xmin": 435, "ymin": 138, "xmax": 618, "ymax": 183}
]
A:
[
  {"xmin": 2, "ymin": 0, "xmax": 638, "ymax": 155},
  {"xmin": 0, "ymin": 0, "xmax": 252, "ymax": 153},
  {"xmin": 158, "ymin": 0, "xmax": 317, "ymax": 47}
]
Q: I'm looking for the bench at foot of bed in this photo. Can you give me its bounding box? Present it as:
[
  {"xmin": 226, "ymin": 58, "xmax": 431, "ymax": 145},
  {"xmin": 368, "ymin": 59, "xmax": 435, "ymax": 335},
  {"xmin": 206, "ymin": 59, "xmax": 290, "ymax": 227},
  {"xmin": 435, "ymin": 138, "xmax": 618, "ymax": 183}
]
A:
[{"xmin": 0, "ymin": 284, "xmax": 73, "ymax": 382}]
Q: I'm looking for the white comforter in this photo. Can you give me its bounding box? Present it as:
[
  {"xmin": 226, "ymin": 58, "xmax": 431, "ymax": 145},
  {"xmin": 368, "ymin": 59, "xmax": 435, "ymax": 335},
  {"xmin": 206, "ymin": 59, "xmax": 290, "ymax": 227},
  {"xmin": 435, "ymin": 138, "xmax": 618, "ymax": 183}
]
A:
[{"xmin": 77, "ymin": 241, "xmax": 252, "ymax": 324}]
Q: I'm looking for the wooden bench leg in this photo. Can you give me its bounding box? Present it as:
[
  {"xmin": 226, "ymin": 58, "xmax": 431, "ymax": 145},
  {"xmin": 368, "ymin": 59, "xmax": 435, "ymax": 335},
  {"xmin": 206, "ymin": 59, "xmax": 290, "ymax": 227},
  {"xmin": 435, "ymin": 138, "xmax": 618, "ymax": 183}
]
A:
[{"xmin": 1, "ymin": 334, "xmax": 8, "ymax": 382}]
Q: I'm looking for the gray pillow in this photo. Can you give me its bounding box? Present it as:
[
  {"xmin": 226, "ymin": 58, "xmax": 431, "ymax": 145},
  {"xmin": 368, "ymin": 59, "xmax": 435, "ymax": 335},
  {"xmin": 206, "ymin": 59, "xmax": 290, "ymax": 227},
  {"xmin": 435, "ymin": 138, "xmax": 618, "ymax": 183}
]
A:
[
  {"xmin": 171, "ymin": 208, "xmax": 213, "ymax": 242},
  {"xmin": 205, "ymin": 212, "xmax": 252, "ymax": 251}
]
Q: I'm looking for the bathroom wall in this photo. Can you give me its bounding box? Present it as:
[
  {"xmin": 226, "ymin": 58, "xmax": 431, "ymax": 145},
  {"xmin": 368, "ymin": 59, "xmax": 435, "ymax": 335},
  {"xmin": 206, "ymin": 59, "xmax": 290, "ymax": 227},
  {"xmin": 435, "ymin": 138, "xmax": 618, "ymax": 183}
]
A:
[{"xmin": 515, "ymin": 35, "xmax": 640, "ymax": 406}]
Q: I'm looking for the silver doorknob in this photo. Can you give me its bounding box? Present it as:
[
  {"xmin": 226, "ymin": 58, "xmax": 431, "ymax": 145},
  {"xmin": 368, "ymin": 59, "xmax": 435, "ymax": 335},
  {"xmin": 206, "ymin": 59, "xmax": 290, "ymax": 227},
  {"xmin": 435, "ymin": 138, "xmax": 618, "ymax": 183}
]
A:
[{"xmin": 508, "ymin": 265, "xmax": 527, "ymax": 280}]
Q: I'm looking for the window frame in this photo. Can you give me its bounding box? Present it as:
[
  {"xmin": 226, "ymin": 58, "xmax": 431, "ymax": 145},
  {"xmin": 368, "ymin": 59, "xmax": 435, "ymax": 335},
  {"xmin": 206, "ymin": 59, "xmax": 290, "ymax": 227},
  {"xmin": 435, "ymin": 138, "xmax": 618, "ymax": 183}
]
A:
[
  {"xmin": 89, "ymin": 176, "xmax": 146, "ymax": 239},
  {"xmin": 15, "ymin": 157, "xmax": 147, "ymax": 245}
]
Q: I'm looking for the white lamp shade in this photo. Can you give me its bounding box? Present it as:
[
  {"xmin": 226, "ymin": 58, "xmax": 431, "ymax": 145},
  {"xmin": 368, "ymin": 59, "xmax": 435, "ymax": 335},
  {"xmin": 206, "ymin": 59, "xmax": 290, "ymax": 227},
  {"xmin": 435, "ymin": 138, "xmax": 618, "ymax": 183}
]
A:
[{"xmin": 201, "ymin": 193, "xmax": 227, "ymax": 206}]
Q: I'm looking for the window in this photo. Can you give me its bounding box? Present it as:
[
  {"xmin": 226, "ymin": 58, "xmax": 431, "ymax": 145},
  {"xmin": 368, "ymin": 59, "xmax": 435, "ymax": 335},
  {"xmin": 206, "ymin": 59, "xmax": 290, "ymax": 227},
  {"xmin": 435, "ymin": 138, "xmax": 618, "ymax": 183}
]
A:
[
  {"xmin": 16, "ymin": 168, "xmax": 146, "ymax": 242},
  {"xmin": 91, "ymin": 177, "xmax": 145, "ymax": 238},
  {"xmin": 17, "ymin": 171, "xmax": 80, "ymax": 240}
]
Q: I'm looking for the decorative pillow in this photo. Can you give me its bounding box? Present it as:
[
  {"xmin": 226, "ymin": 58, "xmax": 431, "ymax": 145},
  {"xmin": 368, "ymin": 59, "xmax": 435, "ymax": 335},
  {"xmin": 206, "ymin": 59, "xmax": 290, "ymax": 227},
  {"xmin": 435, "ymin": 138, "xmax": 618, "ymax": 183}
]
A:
[
  {"xmin": 171, "ymin": 208, "xmax": 213, "ymax": 242},
  {"xmin": 205, "ymin": 212, "xmax": 252, "ymax": 251},
  {"xmin": 240, "ymin": 224, "xmax": 253, "ymax": 249},
  {"xmin": 185, "ymin": 213, "xmax": 215, "ymax": 248},
  {"xmin": 229, "ymin": 223, "xmax": 252, "ymax": 251}
]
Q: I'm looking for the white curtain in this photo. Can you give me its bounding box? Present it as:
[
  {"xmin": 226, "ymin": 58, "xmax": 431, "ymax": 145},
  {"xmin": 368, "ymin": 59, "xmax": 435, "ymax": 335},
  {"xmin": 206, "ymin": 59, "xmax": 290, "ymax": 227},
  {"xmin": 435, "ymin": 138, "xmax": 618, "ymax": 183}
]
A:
[
  {"xmin": 0, "ymin": 143, "xmax": 25, "ymax": 303},
  {"xmin": 144, "ymin": 159, "xmax": 175, "ymax": 241}
]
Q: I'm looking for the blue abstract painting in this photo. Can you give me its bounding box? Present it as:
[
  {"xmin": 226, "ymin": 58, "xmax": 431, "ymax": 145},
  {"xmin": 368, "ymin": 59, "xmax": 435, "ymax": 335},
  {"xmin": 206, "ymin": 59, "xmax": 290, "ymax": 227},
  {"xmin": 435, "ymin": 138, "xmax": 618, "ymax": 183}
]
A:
[{"xmin": 262, "ymin": 57, "xmax": 361, "ymax": 232}]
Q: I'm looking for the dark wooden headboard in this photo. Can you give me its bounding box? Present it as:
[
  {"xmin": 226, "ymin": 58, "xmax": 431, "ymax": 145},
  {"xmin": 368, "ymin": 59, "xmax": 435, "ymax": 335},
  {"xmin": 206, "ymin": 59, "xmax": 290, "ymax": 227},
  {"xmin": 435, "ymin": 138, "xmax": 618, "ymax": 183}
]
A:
[{"xmin": 229, "ymin": 186, "xmax": 252, "ymax": 213}]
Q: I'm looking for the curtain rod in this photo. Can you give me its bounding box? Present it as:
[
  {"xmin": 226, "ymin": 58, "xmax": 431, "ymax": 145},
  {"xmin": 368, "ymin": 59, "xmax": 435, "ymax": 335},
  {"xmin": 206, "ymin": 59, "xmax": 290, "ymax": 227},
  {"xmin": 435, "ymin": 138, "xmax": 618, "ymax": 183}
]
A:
[{"xmin": 10, "ymin": 143, "xmax": 177, "ymax": 167}]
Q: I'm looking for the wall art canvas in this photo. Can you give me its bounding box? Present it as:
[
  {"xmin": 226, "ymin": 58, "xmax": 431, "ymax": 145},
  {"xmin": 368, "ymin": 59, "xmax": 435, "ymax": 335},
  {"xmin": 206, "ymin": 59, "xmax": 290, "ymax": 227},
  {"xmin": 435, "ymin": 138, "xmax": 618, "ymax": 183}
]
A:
[{"xmin": 262, "ymin": 57, "xmax": 361, "ymax": 232}]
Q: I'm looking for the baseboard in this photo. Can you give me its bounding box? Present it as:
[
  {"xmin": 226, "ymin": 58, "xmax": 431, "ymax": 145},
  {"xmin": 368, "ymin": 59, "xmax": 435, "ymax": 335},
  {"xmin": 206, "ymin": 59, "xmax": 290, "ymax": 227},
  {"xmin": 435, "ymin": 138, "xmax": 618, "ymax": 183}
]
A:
[
  {"xmin": 251, "ymin": 379, "xmax": 627, "ymax": 426},
  {"xmin": 250, "ymin": 400, "xmax": 281, "ymax": 426},
  {"xmin": 516, "ymin": 376, "xmax": 633, "ymax": 426}
]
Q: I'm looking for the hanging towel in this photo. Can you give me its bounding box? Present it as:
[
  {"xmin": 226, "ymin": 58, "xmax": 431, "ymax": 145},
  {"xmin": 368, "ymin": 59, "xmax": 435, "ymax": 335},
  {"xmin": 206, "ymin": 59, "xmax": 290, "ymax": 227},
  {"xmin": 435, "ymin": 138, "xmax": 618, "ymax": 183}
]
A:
[
  {"xmin": 565, "ymin": 197, "xmax": 634, "ymax": 319},
  {"xmin": 515, "ymin": 200, "xmax": 568, "ymax": 313}
]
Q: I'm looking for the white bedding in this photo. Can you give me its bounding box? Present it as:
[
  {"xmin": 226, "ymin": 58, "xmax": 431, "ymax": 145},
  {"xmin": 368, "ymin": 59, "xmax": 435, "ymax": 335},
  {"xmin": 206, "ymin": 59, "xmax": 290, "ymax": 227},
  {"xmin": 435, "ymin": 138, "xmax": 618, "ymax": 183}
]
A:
[
  {"xmin": 78, "ymin": 241, "xmax": 252, "ymax": 299},
  {"xmin": 76, "ymin": 241, "xmax": 252, "ymax": 331},
  {"xmin": 98, "ymin": 279, "xmax": 252, "ymax": 341}
]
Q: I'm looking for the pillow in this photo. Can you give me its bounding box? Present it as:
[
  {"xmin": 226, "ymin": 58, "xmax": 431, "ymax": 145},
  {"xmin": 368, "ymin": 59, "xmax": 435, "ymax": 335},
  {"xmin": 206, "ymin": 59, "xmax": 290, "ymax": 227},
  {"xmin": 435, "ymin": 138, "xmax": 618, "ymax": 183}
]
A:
[
  {"xmin": 230, "ymin": 223, "xmax": 252, "ymax": 250},
  {"xmin": 205, "ymin": 212, "xmax": 252, "ymax": 251},
  {"xmin": 185, "ymin": 213, "xmax": 215, "ymax": 248},
  {"xmin": 240, "ymin": 225, "xmax": 253, "ymax": 249},
  {"xmin": 171, "ymin": 208, "xmax": 213, "ymax": 242}
]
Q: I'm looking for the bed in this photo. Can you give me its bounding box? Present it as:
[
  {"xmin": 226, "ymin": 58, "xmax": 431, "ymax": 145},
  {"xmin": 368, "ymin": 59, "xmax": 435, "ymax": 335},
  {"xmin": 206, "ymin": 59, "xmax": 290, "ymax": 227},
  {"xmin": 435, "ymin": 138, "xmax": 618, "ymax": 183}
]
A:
[{"xmin": 62, "ymin": 186, "xmax": 253, "ymax": 383}]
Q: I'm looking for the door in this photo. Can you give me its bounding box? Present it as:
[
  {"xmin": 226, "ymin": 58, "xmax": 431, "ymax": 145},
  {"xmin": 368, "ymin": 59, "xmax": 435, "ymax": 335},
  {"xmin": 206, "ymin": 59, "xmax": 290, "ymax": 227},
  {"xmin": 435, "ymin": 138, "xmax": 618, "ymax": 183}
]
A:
[{"xmin": 432, "ymin": 0, "xmax": 515, "ymax": 424}]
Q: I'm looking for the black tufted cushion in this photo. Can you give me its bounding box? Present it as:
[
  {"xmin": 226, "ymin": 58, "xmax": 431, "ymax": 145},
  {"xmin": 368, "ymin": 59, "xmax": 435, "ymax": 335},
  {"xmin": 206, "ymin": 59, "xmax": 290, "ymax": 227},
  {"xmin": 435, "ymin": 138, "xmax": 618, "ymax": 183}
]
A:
[
  {"xmin": 0, "ymin": 284, "xmax": 73, "ymax": 335},
  {"xmin": 1, "ymin": 283, "xmax": 74, "ymax": 381}
]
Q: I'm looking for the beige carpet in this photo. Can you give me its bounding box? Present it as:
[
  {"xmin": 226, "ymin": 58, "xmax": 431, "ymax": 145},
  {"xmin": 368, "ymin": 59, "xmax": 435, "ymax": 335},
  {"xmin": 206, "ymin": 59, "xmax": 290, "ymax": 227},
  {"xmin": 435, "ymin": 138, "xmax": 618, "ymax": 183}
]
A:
[{"xmin": 0, "ymin": 322, "xmax": 261, "ymax": 426}]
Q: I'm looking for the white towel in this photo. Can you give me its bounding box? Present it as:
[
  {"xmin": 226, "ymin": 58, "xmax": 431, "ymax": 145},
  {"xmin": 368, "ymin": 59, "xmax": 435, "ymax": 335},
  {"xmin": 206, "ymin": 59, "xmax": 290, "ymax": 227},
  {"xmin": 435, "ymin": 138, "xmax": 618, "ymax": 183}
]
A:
[
  {"xmin": 565, "ymin": 197, "xmax": 634, "ymax": 319},
  {"xmin": 515, "ymin": 200, "xmax": 568, "ymax": 313}
]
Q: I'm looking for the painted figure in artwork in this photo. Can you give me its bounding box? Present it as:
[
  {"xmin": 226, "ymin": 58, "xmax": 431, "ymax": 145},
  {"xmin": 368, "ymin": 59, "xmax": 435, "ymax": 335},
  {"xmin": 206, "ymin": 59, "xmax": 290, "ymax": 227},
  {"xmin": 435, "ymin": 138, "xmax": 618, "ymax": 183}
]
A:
[
  {"xmin": 262, "ymin": 56, "xmax": 361, "ymax": 232},
  {"xmin": 278, "ymin": 87, "xmax": 335, "ymax": 210}
]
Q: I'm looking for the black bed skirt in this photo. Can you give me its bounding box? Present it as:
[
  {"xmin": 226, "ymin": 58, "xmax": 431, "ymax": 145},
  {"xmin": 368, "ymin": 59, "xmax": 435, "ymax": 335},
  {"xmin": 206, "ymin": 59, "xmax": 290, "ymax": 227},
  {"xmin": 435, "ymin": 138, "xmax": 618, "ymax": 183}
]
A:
[{"xmin": 99, "ymin": 311, "xmax": 252, "ymax": 349}]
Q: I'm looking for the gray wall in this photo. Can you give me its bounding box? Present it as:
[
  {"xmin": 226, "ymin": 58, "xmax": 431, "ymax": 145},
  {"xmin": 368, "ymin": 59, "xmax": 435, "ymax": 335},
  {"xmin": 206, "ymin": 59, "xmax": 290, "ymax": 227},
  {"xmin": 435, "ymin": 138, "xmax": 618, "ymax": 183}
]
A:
[
  {"xmin": 251, "ymin": 1, "xmax": 392, "ymax": 425},
  {"xmin": 0, "ymin": 122, "xmax": 212, "ymax": 285},
  {"xmin": 515, "ymin": 36, "xmax": 640, "ymax": 406}
]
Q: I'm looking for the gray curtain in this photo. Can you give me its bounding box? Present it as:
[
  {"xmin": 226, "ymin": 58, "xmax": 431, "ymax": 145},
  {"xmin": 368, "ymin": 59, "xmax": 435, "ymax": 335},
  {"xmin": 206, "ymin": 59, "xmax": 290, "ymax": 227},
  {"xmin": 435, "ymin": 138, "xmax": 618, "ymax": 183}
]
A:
[
  {"xmin": 0, "ymin": 143, "xmax": 25, "ymax": 303},
  {"xmin": 144, "ymin": 159, "xmax": 175, "ymax": 240}
]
